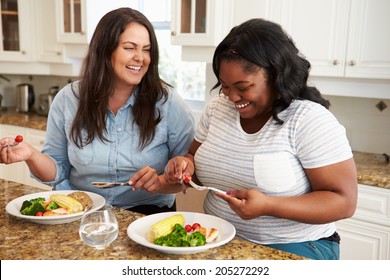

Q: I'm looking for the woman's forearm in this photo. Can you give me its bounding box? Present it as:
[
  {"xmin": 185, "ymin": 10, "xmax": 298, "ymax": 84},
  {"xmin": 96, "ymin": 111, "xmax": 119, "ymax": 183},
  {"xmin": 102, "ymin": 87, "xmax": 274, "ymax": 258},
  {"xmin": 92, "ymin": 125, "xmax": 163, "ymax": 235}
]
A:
[{"xmin": 25, "ymin": 148, "xmax": 57, "ymax": 182}]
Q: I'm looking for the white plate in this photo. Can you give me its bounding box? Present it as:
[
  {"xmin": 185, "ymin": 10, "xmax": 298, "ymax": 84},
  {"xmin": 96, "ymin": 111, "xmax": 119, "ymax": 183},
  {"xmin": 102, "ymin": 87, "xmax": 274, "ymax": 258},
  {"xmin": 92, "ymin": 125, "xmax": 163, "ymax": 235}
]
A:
[
  {"xmin": 5, "ymin": 190, "xmax": 105, "ymax": 225},
  {"xmin": 127, "ymin": 211, "xmax": 236, "ymax": 254}
]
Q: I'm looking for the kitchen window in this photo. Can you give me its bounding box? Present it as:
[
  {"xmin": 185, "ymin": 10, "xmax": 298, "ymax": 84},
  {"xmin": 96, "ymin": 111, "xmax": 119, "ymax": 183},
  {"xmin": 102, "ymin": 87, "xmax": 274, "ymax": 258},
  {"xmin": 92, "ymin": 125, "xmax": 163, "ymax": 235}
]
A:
[{"xmin": 139, "ymin": 0, "xmax": 206, "ymax": 110}]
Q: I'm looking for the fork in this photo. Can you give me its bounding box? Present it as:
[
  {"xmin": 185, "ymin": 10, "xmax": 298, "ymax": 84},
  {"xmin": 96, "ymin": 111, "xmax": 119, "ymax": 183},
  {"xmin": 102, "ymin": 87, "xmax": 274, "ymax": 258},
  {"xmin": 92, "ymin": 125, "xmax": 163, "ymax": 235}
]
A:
[
  {"xmin": 1, "ymin": 135, "xmax": 23, "ymax": 151},
  {"xmin": 182, "ymin": 176, "xmax": 226, "ymax": 195},
  {"xmin": 91, "ymin": 181, "xmax": 133, "ymax": 188}
]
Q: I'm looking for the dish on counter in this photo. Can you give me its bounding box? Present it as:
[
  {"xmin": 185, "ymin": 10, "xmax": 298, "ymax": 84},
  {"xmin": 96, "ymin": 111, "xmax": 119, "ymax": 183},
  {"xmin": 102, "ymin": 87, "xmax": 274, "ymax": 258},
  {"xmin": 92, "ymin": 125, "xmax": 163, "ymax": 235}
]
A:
[
  {"xmin": 127, "ymin": 211, "xmax": 236, "ymax": 254},
  {"xmin": 5, "ymin": 190, "xmax": 105, "ymax": 224}
]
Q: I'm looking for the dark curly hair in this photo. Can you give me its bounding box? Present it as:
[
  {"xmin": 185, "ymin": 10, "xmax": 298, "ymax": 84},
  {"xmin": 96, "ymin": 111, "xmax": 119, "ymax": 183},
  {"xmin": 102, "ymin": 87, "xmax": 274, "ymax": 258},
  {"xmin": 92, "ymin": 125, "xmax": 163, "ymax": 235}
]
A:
[{"xmin": 212, "ymin": 18, "xmax": 330, "ymax": 124}]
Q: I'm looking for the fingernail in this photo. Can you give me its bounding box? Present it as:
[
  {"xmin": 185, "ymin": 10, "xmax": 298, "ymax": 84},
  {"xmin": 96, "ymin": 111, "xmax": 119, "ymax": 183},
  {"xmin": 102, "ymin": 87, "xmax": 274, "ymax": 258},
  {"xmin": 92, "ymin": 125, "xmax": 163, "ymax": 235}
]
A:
[{"xmin": 226, "ymin": 190, "xmax": 233, "ymax": 195}]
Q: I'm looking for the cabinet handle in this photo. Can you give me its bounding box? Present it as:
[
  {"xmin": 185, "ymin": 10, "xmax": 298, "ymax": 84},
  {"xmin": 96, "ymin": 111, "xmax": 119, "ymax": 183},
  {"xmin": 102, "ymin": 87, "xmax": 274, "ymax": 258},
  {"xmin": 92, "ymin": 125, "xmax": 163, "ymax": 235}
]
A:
[
  {"xmin": 56, "ymin": 52, "xmax": 62, "ymax": 56},
  {"xmin": 332, "ymin": 59, "xmax": 339, "ymax": 65},
  {"xmin": 21, "ymin": 50, "xmax": 26, "ymax": 55},
  {"xmin": 171, "ymin": 31, "xmax": 176, "ymax": 36},
  {"xmin": 349, "ymin": 60, "xmax": 356, "ymax": 66}
]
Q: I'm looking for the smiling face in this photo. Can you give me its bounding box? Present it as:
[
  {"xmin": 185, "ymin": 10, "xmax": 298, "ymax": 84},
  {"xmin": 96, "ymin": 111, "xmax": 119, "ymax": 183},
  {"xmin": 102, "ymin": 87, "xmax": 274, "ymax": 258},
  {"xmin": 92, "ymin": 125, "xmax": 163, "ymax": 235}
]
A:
[
  {"xmin": 111, "ymin": 22, "xmax": 151, "ymax": 92},
  {"xmin": 219, "ymin": 59, "xmax": 276, "ymax": 121}
]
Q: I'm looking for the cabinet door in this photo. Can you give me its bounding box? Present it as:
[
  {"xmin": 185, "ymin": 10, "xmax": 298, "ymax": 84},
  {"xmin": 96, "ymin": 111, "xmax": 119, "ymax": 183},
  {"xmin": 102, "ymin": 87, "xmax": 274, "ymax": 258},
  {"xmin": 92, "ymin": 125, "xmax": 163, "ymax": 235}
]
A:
[
  {"xmin": 56, "ymin": 0, "xmax": 132, "ymax": 44},
  {"xmin": 336, "ymin": 219, "xmax": 390, "ymax": 260},
  {"xmin": 171, "ymin": 0, "xmax": 233, "ymax": 46},
  {"xmin": 346, "ymin": 0, "xmax": 390, "ymax": 79},
  {"xmin": 24, "ymin": 128, "xmax": 51, "ymax": 190},
  {"xmin": 56, "ymin": 0, "xmax": 87, "ymax": 44},
  {"xmin": 35, "ymin": 0, "xmax": 64, "ymax": 63},
  {"xmin": 267, "ymin": 0, "xmax": 349, "ymax": 77},
  {"xmin": 0, "ymin": 0, "xmax": 33, "ymax": 61}
]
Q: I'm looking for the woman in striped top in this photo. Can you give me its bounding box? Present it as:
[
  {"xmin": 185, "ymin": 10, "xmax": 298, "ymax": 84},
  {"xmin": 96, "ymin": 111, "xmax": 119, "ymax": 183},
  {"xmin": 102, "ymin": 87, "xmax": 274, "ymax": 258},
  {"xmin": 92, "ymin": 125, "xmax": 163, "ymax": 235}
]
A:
[{"xmin": 164, "ymin": 18, "xmax": 357, "ymax": 259}]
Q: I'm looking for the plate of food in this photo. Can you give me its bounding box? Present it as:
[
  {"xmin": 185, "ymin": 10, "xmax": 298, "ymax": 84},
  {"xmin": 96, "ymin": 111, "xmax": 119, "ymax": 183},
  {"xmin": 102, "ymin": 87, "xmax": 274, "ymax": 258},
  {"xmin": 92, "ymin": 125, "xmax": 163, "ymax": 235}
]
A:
[
  {"xmin": 127, "ymin": 211, "xmax": 236, "ymax": 254},
  {"xmin": 5, "ymin": 190, "xmax": 105, "ymax": 225}
]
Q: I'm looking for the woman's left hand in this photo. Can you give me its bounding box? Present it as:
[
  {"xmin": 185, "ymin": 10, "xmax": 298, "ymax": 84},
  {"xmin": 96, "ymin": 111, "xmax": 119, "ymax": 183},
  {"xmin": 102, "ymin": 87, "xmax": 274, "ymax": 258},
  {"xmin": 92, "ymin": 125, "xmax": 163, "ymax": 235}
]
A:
[
  {"xmin": 216, "ymin": 189, "xmax": 268, "ymax": 220},
  {"xmin": 129, "ymin": 166, "xmax": 162, "ymax": 193}
]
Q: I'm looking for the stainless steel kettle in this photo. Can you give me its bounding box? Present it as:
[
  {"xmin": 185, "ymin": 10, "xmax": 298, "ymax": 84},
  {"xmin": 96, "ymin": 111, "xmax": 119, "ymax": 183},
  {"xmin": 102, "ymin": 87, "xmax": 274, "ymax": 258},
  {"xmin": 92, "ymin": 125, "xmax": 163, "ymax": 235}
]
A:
[{"xmin": 16, "ymin": 83, "xmax": 35, "ymax": 112}]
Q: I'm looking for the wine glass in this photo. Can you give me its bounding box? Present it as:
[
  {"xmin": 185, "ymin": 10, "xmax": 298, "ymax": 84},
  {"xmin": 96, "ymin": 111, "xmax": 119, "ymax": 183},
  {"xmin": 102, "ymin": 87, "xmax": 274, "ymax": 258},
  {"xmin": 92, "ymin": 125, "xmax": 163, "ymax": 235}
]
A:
[{"xmin": 79, "ymin": 204, "xmax": 119, "ymax": 249}]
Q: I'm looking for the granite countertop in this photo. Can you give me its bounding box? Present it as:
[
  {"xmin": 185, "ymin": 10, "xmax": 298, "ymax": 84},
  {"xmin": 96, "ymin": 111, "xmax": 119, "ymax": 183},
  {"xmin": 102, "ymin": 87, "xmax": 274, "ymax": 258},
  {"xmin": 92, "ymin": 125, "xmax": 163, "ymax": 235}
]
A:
[
  {"xmin": 0, "ymin": 180, "xmax": 305, "ymax": 260},
  {"xmin": 1, "ymin": 109, "xmax": 389, "ymax": 190},
  {"xmin": 0, "ymin": 108, "xmax": 47, "ymax": 130}
]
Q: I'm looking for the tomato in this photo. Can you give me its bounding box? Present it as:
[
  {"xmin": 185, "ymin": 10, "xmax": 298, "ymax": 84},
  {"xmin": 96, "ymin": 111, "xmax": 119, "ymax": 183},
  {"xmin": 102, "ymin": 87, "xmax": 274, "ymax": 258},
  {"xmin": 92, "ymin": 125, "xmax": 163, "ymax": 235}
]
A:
[
  {"xmin": 183, "ymin": 175, "xmax": 192, "ymax": 183},
  {"xmin": 35, "ymin": 212, "xmax": 43, "ymax": 216},
  {"xmin": 15, "ymin": 135, "xmax": 23, "ymax": 143},
  {"xmin": 191, "ymin": 223, "xmax": 201, "ymax": 231},
  {"xmin": 184, "ymin": 224, "xmax": 192, "ymax": 232}
]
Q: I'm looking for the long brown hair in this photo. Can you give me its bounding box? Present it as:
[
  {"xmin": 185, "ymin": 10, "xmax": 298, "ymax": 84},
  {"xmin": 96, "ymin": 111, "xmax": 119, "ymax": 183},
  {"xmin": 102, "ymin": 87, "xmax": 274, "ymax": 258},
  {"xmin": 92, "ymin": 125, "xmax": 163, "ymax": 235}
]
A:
[{"xmin": 71, "ymin": 7, "xmax": 169, "ymax": 149}]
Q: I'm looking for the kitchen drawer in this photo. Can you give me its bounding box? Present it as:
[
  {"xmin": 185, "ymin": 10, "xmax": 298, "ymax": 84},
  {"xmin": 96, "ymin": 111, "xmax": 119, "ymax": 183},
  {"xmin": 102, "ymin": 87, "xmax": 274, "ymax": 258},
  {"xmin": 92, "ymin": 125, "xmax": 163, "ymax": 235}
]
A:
[{"xmin": 353, "ymin": 184, "xmax": 390, "ymax": 226}]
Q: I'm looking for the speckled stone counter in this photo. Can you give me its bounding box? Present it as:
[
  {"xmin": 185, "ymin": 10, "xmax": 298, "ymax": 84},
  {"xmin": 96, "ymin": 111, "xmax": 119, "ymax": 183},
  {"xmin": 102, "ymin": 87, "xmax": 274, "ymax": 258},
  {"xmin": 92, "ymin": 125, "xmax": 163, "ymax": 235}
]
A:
[
  {"xmin": 1, "ymin": 110, "xmax": 389, "ymax": 190},
  {"xmin": 0, "ymin": 108, "xmax": 47, "ymax": 130},
  {"xmin": 0, "ymin": 180, "xmax": 305, "ymax": 260},
  {"xmin": 354, "ymin": 151, "xmax": 390, "ymax": 189}
]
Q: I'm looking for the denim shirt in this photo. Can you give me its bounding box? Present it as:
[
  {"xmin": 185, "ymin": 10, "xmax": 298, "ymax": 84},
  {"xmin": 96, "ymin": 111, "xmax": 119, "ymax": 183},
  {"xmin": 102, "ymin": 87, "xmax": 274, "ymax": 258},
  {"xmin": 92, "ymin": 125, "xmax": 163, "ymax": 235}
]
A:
[{"xmin": 38, "ymin": 81, "xmax": 195, "ymax": 209}]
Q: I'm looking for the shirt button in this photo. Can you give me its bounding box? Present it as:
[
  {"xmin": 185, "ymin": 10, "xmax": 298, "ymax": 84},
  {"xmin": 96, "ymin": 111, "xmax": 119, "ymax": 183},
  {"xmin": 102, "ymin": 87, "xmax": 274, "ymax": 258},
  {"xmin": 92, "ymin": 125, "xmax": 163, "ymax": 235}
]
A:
[{"xmin": 117, "ymin": 128, "xmax": 122, "ymax": 132}]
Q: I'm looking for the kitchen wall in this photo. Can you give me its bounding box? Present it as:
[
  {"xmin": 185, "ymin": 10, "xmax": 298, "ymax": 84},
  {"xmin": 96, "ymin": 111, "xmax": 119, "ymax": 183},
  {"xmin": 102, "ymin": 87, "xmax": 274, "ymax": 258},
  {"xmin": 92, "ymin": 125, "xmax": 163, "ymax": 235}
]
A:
[
  {"xmin": 325, "ymin": 95, "xmax": 390, "ymax": 155},
  {"xmin": 2, "ymin": 72, "xmax": 389, "ymax": 156},
  {"xmin": 0, "ymin": 74, "xmax": 73, "ymax": 109},
  {"xmin": 195, "ymin": 64, "xmax": 390, "ymax": 155}
]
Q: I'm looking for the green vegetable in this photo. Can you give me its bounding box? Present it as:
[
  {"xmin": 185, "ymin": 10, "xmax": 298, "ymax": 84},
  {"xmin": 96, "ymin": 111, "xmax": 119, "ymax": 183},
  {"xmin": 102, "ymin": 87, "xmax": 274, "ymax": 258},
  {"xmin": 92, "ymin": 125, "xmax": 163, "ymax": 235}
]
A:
[
  {"xmin": 29, "ymin": 197, "xmax": 45, "ymax": 205},
  {"xmin": 20, "ymin": 201, "xmax": 45, "ymax": 216},
  {"xmin": 154, "ymin": 224, "xmax": 206, "ymax": 247},
  {"xmin": 187, "ymin": 231, "xmax": 206, "ymax": 247},
  {"xmin": 20, "ymin": 197, "xmax": 46, "ymax": 216},
  {"xmin": 45, "ymin": 200, "xmax": 59, "ymax": 210}
]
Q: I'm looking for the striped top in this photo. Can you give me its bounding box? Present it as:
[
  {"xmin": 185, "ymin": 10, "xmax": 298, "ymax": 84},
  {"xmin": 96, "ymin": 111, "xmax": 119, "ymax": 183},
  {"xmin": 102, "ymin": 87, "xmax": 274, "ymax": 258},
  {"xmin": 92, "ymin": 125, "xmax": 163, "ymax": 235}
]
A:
[{"xmin": 195, "ymin": 95, "xmax": 352, "ymax": 244}]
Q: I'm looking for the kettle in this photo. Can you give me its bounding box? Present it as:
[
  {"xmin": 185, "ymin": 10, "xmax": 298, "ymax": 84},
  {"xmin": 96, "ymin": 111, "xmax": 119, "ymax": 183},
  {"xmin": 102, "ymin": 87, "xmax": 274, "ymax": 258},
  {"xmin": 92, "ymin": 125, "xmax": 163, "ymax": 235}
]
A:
[{"xmin": 16, "ymin": 83, "xmax": 35, "ymax": 113}]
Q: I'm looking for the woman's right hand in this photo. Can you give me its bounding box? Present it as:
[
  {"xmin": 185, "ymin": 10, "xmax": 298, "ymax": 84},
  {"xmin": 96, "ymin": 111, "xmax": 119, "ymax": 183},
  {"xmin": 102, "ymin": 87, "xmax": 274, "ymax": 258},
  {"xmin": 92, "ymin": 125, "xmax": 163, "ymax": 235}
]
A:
[
  {"xmin": 164, "ymin": 155, "xmax": 194, "ymax": 184},
  {"xmin": 0, "ymin": 137, "xmax": 33, "ymax": 164}
]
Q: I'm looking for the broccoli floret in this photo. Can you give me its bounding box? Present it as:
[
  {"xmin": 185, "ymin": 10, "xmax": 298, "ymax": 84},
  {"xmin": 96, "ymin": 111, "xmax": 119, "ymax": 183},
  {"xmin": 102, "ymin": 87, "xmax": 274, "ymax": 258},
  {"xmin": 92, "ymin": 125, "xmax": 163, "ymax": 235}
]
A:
[
  {"xmin": 171, "ymin": 224, "xmax": 187, "ymax": 239},
  {"xmin": 154, "ymin": 224, "xmax": 206, "ymax": 247},
  {"xmin": 29, "ymin": 197, "xmax": 45, "ymax": 205},
  {"xmin": 20, "ymin": 200, "xmax": 32, "ymax": 212},
  {"xmin": 20, "ymin": 202, "xmax": 45, "ymax": 216},
  {"xmin": 154, "ymin": 224, "xmax": 189, "ymax": 247},
  {"xmin": 45, "ymin": 200, "xmax": 59, "ymax": 210},
  {"xmin": 187, "ymin": 231, "xmax": 206, "ymax": 247}
]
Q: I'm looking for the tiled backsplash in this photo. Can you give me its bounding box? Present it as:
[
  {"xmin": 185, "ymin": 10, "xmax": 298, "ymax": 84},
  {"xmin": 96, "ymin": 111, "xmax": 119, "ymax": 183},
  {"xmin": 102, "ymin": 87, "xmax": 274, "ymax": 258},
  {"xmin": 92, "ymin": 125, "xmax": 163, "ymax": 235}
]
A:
[{"xmin": 325, "ymin": 95, "xmax": 390, "ymax": 155}]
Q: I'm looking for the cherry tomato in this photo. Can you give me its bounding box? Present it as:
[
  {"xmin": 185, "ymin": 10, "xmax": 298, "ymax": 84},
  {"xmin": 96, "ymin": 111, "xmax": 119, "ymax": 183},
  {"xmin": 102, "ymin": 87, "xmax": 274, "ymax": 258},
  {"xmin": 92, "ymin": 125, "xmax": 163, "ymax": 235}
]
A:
[
  {"xmin": 35, "ymin": 212, "xmax": 43, "ymax": 216},
  {"xmin": 184, "ymin": 224, "xmax": 192, "ymax": 232},
  {"xmin": 183, "ymin": 175, "xmax": 192, "ymax": 183},
  {"xmin": 191, "ymin": 223, "xmax": 201, "ymax": 231},
  {"xmin": 15, "ymin": 135, "xmax": 23, "ymax": 143}
]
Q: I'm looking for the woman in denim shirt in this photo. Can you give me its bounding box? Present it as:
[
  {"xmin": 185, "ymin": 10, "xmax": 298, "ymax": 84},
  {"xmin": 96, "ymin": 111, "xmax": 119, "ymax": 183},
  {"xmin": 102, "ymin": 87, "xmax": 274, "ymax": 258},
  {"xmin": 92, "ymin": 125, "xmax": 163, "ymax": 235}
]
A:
[{"xmin": 0, "ymin": 8, "xmax": 194, "ymax": 215}]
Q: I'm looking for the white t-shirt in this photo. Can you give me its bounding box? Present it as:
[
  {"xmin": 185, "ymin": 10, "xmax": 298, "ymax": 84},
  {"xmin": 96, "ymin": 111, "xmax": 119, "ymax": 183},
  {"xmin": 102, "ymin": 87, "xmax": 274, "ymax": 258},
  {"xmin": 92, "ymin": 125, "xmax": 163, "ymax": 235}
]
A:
[{"xmin": 195, "ymin": 95, "xmax": 352, "ymax": 244}]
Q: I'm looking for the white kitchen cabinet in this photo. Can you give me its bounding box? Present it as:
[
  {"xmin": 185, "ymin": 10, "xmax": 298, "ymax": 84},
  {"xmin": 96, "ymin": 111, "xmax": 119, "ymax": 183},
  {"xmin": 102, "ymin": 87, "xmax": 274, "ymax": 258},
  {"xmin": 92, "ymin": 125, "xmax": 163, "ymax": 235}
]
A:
[
  {"xmin": 55, "ymin": 0, "xmax": 133, "ymax": 57},
  {"xmin": 0, "ymin": 124, "xmax": 50, "ymax": 190},
  {"xmin": 24, "ymin": 128, "xmax": 51, "ymax": 190},
  {"xmin": 35, "ymin": 0, "xmax": 65, "ymax": 63},
  {"xmin": 171, "ymin": 0, "xmax": 233, "ymax": 46},
  {"xmin": 336, "ymin": 184, "xmax": 390, "ymax": 260},
  {"xmin": 170, "ymin": 0, "xmax": 233, "ymax": 61},
  {"xmin": 0, "ymin": 0, "xmax": 34, "ymax": 62},
  {"xmin": 268, "ymin": 0, "xmax": 390, "ymax": 79}
]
